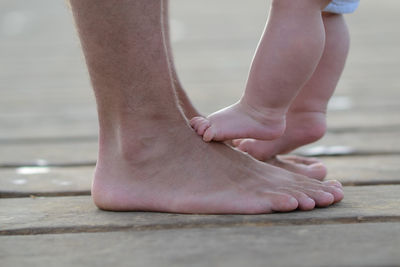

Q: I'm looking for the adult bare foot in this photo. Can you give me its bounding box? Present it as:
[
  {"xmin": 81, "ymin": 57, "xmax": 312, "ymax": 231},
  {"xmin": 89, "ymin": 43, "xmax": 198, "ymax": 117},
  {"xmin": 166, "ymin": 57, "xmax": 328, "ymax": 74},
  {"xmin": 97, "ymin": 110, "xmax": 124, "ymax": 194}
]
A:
[
  {"xmin": 93, "ymin": 122, "xmax": 343, "ymax": 213},
  {"xmin": 267, "ymin": 155, "xmax": 327, "ymax": 181}
]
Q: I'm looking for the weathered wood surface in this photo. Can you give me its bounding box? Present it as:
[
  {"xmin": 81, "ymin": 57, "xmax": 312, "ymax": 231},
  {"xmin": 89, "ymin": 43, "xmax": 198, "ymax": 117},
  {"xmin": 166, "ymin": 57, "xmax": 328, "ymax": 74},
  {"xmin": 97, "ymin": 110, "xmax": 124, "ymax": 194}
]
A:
[
  {"xmin": 1, "ymin": 185, "xmax": 399, "ymax": 235},
  {"xmin": 0, "ymin": 166, "xmax": 92, "ymax": 197},
  {"xmin": 326, "ymin": 110, "xmax": 400, "ymax": 130},
  {"xmin": 326, "ymin": 155, "xmax": 400, "ymax": 185},
  {"xmin": 297, "ymin": 130, "xmax": 400, "ymax": 156},
  {"xmin": 1, "ymin": 223, "xmax": 399, "ymax": 267},
  {"xmin": 0, "ymin": 140, "xmax": 97, "ymax": 166},
  {"xmin": 1, "ymin": 155, "xmax": 399, "ymax": 197}
]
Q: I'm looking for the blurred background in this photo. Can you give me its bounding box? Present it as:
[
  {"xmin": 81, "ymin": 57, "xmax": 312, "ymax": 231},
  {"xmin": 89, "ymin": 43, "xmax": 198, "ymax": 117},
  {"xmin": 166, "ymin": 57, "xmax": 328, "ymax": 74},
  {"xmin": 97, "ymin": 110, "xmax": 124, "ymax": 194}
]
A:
[
  {"xmin": 0, "ymin": 0, "xmax": 399, "ymax": 165},
  {"xmin": 2, "ymin": 2, "xmax": 400, "ymax": 264}
]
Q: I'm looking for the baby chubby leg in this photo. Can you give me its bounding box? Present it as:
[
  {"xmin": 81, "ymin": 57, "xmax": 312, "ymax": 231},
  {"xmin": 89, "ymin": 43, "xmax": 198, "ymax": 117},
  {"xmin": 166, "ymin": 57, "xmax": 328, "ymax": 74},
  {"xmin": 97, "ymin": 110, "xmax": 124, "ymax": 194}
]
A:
[
  {"xmin": 191, "ymin": 0, "xmax": 331, "ymax": 142},
  {"xmin": 237, "ymin": 13, "xmax": 350, "ymax": 164}
]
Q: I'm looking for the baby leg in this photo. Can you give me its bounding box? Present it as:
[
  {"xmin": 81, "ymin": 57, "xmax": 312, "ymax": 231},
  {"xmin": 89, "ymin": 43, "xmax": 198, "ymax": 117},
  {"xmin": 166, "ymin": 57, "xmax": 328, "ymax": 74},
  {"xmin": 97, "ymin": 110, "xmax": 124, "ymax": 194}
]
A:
[
  {"xmin": 236, "ymin": 13, "xmax": 350, "ymax": 164},
  {"xmin": 191, "ymin": 0, "xmax": 331, "ymax": 142}
]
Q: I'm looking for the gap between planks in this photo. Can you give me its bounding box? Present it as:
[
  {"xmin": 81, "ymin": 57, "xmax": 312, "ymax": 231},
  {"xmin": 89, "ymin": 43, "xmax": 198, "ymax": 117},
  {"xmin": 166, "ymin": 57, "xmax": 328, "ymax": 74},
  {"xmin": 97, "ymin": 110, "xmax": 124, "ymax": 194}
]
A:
[
  {"xmin": 0, "ymin": 191, "xmax": 91, "ymax": 198},
  {"xmin": 1, "ymin": 215, "xmax": 400, "ymax": 236}
]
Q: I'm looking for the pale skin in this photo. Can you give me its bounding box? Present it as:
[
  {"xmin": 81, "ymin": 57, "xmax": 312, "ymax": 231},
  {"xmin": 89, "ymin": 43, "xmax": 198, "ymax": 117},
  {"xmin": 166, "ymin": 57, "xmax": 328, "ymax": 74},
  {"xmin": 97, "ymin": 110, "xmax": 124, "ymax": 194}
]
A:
[
  {"xmin": 164, "ymin": 1, "xmax": 334, "ymax": 179},
  {"xmin": 191, "ymin": 0, "xmax": 350, "ymax": 167},
  {"xmin": 70, "ymin": 0, "xmax": 343, "ymax": 214},
  {"xmin": 234, "ymin": 13, "xmax": 350, "ymax": 167}
]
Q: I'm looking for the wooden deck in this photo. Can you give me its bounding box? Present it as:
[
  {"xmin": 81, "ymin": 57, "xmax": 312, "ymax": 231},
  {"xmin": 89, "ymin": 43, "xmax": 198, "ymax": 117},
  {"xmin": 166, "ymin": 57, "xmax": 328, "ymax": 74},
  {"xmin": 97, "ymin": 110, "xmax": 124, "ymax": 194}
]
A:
[{"xmin": 1, "ymin": 0, "xmax": 400, "ymax": 266}]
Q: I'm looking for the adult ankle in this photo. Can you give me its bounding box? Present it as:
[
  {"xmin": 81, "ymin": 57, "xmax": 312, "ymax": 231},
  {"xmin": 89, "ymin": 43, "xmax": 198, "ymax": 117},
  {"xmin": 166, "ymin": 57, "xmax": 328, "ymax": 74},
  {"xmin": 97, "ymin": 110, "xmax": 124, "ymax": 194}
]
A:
[{"xmin": 98, "ymin": 117, "xmax": 187, "ymax": 162}]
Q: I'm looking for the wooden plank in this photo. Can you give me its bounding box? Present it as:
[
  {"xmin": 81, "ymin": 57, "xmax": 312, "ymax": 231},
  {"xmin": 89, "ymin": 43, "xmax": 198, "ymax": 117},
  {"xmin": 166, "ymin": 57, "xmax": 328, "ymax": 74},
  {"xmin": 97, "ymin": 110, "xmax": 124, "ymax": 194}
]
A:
[
  {"xmin": 0, "ymin": 166, "xmax": 92, "ymax": 197},
  {"xmin": 326, "ymin": 110, "xmax": 400, "ymax": 130},
  {"xmin": 0, "ymin": 115, "xmax": 98, "ymax": 140},
  {"xmin": 297, "ymin": 130, "xmax": 400, "ymax": 156},
  {"xmin": 1, "ymin": 128, "xmax": 399, "ymax": 166},
  {"xmin": 1, "ymin": 185, "xmax": 399, "ymax": 235},
  {"xmin": 325, "ymin": 155, "xmax": 400, "ymax": 185},
  {"xmin": 1, "ymin": 156, "xmax": 399, "ymax": 197},
  {"xmin": 1, "ymin": 223, "xmax": 399, "ymax": 267},
  {"xmin": 0, "ymin": 141, "xmax": 97, "ymax": 166},
  {"xmin": 282, "ymin": 148, "xmax": 399, "ymax": 194}
]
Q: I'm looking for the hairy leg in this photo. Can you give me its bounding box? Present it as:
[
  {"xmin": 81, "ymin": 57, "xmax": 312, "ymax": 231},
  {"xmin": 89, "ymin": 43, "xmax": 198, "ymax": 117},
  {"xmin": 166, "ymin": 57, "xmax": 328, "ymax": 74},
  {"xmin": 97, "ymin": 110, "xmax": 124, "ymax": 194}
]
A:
[
  {"xmin": 191, "ymin": 0, "xmax": 331, "ymax": 142},
  {"xmin": 236, "ymin": 13, "xmax": 350, "ymax": 179},
  {"xmin": 163, "ymin": 0, "xmax": 200, "ymax": 119},
  {"xmin": 70, "ymin": 0, "xmax": 343, "ymax": 213}
]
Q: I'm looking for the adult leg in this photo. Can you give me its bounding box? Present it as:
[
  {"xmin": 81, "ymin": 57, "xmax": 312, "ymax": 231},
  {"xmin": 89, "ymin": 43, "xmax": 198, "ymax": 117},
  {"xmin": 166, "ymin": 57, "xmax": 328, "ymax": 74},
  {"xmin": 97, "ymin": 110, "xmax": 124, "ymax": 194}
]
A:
[
  {"xmin": 236, "ymin": 13, "xmax": 350, "ymax": 179},
  {"xmin": 70, "ymin": 0, "xmax": 343, "ymax": 213},
  {"xmin": 163, "ymin": 0, "xmax": 200, "ymax": 119}
]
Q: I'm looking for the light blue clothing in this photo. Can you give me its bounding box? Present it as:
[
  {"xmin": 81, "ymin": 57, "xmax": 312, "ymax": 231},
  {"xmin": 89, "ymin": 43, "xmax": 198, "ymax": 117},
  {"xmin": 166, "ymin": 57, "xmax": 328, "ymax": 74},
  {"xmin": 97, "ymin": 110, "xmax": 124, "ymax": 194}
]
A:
[{"xmin": 324, "ymin": 0, "xmax": 360, "ymax": 14}]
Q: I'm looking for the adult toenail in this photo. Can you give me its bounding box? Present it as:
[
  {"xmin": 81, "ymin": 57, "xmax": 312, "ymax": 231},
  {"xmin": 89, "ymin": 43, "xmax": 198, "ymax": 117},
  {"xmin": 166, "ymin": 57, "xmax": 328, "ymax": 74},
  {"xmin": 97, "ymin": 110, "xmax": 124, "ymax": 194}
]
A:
[
  {"xmin": 333, "ymin": 187, "xmax": 344, "ymax": 195},
  {"xmin": 310, "ymin": 163, "xmax": 324, "ymax": 169},
  {"xmin": 321, "ymin": 192, "xmax": 334, "ymax": 201},
  {"xmin": 324, "ymin": 180, "xmax": 342, "ymax": 187},
  {"xmin": 289, "ymin": 197, "xmax": 298, "ymax": 206}
]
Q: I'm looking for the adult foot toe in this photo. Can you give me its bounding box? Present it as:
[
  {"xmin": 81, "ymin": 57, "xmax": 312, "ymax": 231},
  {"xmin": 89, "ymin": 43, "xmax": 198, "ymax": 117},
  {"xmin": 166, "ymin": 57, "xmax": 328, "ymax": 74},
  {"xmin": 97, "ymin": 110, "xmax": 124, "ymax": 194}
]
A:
[{"xmin": 268, "ymin": 155, "xmax": 328, "ymax": 180}]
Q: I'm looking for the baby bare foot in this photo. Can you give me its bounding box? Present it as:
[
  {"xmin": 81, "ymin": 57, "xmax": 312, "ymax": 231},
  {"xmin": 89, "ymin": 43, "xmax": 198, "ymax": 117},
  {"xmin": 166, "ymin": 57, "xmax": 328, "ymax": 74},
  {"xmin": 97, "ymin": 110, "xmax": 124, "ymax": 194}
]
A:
[
  {"xmin": 176, "ymin": 88, "xmax": 326, "ymax": 178},
  {"xmin": 92, "ymin": 122, "xmax": 343, "ymax": 214},
  {"xmin": 190, "ymin": 100, "xmax": 286, "ymax": 142},
  {"xmin": 235, "ymin": 111, "xmax": 327, "ymax": 161}
]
